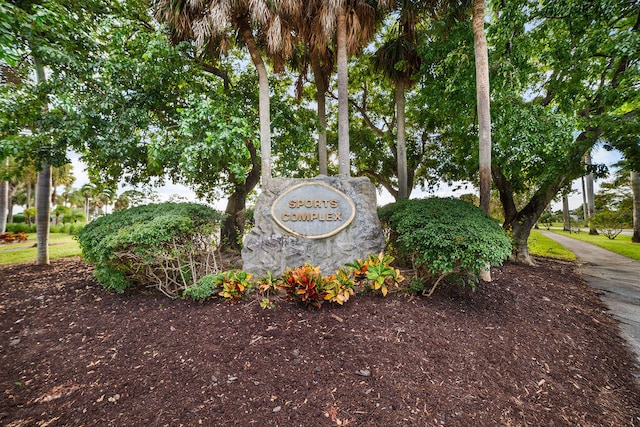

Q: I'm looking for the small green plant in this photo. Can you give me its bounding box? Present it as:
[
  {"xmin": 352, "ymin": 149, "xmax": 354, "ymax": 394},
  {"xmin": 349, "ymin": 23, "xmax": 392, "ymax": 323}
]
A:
[
  {"xmin": 407, "ymin": 277, "xmax": 426, "ymax": 294},
  {"xmin": 259, "ymin": 297, "xmax": 275, "ymax": 309},
  {"xmin": 324, "ymin": 268, "xmax": 355, "ymax": 305},
  {"xmin": 345, "ymin": 253, "xmax": 404, "ymax": 296},
  {"xmin": 218, "ymin": 270, "xmax": 253, "ymax": 303},
  {"xmin": 281, "ymin": 264, "xmax": 326, "ymax": 309},
  {"xmin": 184, "ymin": 270, "xmax": 253, "ymax": 303},
  {"xmin": 362, "ymin": 253, "xmax": 404, "ymax": 297},
  {"xmin": 256, "ymin": 272, "xmax": 280, "ymax": 296},
  {"xmin": 184, "ymin": 274, "xmax": 221, "ymax": 301}
]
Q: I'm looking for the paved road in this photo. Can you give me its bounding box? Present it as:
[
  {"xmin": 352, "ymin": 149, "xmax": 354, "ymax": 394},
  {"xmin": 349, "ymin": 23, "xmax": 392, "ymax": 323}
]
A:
[{"xmin": 540, "ymin": 231, "xmax": 640, "ymax": 369}]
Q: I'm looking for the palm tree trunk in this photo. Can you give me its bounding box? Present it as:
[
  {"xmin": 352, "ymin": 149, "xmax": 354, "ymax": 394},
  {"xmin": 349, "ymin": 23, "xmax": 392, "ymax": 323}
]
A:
[
  {"xmin": 473, "ymin": 0, "xmax": 492, "ymax": 281},
  {"xmin": 473, "ymin": 0, "xmax": 491, "ymax": 215},
  {"xmin": 238, "ymin": 17, "xmax": 270, "ymax": 185},
  {"xmin": 311, "ymin": 52, "xmax": 328, "ymax": 175},
  {"xmin": 631, "ymin": 170, "xmax": 640, "ymax": 243},
  {"xmin": 36, "ymin": 161, "xmax": 51, "ymax": 264},
  {"xmin": 562, "ymin": 194, "xmax": 570, "ymax": 231},
  {"xmin": 396, "ymin": 80, "xmax": 408, "ymax": 199},
  {"xmin": 26, "ymin": 181, "xmax": 32, "ymax": 210},
  {"xmin": 585, "ymin": 152, "xmax": 598, "ymax": 234},
  {"xmin": 0, "ymin": 179, "xmax": 7, "ymax": 233},
  {"xmin": 337, "ymin": 9, "xmax": 350, "ymax": 177},
  {"xmin": 34, "ymin": 53, "xmax": 51, "ymax": 265},
  {"xmin": 581, "ymin": 176, "xmax": 588, "ymax": 220}
]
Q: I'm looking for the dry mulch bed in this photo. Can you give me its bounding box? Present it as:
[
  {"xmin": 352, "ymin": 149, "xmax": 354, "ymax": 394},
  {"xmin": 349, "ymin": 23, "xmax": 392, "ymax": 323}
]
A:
[{"xmin": 1, "ymin": 257, "xmax": 639, "ymax": 426}]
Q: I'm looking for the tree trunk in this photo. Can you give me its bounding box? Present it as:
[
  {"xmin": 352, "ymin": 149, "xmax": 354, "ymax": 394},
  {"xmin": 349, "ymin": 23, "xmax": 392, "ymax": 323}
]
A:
[
  {"xmin": 562, "ymin": 194, "xmax": 570, "ymax": 231},
  {"xmin": 511, "ymin": 215, "xmax": 537, "ymax": 265},
  {"xmin": 473, "ymin": 0, "xmax": 492, "ymax": 215},
  {"xmin": 0, "ymin": 179, "xmax": 7, "ymax": 233},
  {"xmin": 220, "ymin": 139, "xmax": 261, "ymax": 253},
  {"xmin": 311, "ymin": 52, "xmax": 328, "ymax": 175},
  {"xmin": 336, "ymin": 9, "xmax": 350, "ymax": 177},
  {"xmin": 493, "ymin": 164, "xmax": 571, "ymax": 265},
  {"xmin": 26, "ymin": 181, "xmax": 32, "ymax": 210},
  {"xmin": 396, "ymin": 80, "xmax": 408, "ymax": 199},
  {"xmin": 34, "ymin": 53, "xmax": 51, "ymax": 265},
  {"xmin": 36, "ymin": 161, "xmax": 51, "ymax": 264},
  {"xmin": 632, "ymin": 170, "xmax": 640, "ymax": 243},
  {"xmin": 238, "ymin": 16, "xmax": 271, "ymax": 185},
  {"xmin": 581, "ymin": 176, "xmax": 588, "ymax": 221},
  {"xmin": 585, "ymin": 152, "xmax": 598, "ymax": 234},
  {"xmin": 221, "ymin": 186, "xmax": 247, "ymax": 253}
]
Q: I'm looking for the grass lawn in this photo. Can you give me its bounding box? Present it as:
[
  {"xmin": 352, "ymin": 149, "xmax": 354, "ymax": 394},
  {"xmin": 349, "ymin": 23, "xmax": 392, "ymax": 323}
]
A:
[
  {"xmin": 528, "ymin": 230, "xmax": 577, "ymax": 261},
  {"xmin": 0, "ymin": 233, "xmax": 82, "ymax": 265},
  {"xmin": 548, "ymin": 229, "xmax": 640, "ymax": 261}
]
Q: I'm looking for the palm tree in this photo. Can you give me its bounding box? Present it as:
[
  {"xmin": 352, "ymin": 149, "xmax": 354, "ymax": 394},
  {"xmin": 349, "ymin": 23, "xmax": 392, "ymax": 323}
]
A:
[
  {"xmin": 472, "ymin": 0, "xmax": 491, "ymax": 215},
  {"xmin": 0, "ymin": 158, "xmax": 8, "ymax": 232},
  {"xmin": 51, "ymin": 164, "xmax": 75, "ymax": 205},
  {"xmin": 584, "ymin": 152, "xmax": 598, "ymax": 235},
  {"xmin": 308, "ymin": 0, "xmax": 391, "ymax": 176},
  {"xmin": 631, "ymin": 170, "xmax": 639, "ymax": 243},
  {"xmin": 34, "ymin": 54, "xmax": 52, "ymax": 265},
  {"xmin": 79, "ymin": 183, "xmax": 95, "ymax": 220},
  {"xmin": 153, "ymin": 0, "xmax": 297, "ymax": 186},
  {"xmin": 372, "ymin": 0, "xmax": 423, "ymax": 199}
]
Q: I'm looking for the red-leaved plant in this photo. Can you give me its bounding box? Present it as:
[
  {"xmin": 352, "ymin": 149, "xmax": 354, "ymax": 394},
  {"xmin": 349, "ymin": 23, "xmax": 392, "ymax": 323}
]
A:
[{"xmin": 280, "ymin": 264, "xmax": 326, "ymax": 309}]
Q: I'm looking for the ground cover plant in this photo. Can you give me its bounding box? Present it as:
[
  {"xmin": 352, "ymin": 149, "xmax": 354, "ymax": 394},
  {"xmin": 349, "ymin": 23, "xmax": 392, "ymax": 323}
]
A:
[
  {"xmin": 76, "ymin": 203, "xmax": 226, "ymax": 297},
  {"xmin": 1, "ymin": 257, "xmax": 639, "ymax": 426}
]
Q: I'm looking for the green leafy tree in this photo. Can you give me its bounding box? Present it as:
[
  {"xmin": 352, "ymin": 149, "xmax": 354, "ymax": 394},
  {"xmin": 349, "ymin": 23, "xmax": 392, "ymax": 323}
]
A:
[
  {"xmin": 371, "ymin": 0, "xmax": 423, "ymax": 199},
  {"xmin": 413, "ymin": 0, "xmax": 639, "ymax": 264},
  {"xmin": 1, "ymin": 0, "xmax": 111, "ymax": 263}
]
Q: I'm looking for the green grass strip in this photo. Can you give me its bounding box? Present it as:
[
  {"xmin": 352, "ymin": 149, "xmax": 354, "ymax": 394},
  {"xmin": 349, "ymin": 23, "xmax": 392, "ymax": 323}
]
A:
[
  {"xmin": 528, "ymin": 230, "xmax": 577, "ymax": 261},
  {"xmin": 0, "ymin": 233, "xmax": 82, "ymax": 265},
  {"xmin": 548, "ymin": 230, "xmax": 640, "ymax": 261}
]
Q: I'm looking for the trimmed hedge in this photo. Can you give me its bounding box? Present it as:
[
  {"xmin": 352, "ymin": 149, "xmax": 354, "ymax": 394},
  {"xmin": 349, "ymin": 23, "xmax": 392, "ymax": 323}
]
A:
[
  {"xmin": 76, "ymin": 203, "xmax": 226, "ymax": 296},
  {"xmin": 379, "ymin": 198, "xmax": 511, "ymax": 290}
]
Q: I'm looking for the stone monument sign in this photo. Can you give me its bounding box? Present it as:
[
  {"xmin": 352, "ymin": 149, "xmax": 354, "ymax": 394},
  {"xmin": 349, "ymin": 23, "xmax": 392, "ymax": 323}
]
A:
[{"xmin": 242, "ymin": 176, "xmax": 385, "ymax": 276}]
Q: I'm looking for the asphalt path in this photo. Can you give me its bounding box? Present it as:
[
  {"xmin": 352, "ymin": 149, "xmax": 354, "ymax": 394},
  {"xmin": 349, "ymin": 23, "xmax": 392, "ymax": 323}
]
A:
[{"xmin": 539, "ymin": 231, "xmax": 640, "ymax": 371}]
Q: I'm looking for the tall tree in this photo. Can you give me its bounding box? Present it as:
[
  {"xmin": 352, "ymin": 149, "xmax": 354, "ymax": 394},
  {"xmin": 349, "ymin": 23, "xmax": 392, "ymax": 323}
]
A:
[
  {"xmin": 1, "ymin": 0, "xmax": 109, "ymax": 263},
  {"xmin": 33, "ymin": 55, "xmax": 51, "ymax": 264},
  {"xmin": 152, "ymin": 0, "xmax": 298, "ymax": 186},
  {"xmin": 584, "ymin": 151, "xmax": 598, "ymax": 234},
  {"xmin": 372, "ymin": 0, "xmax": 423, "ymax": 199},
  {"xmin": 0, "ymin": 159, "xmax": 7, "ymax": 232},
  {"xmin": 316, "ymin": 0, "xmax": 391, "ymax": 176},
  {"xmin": 632, "ymin": 170, "xmax": 640, "ymax": 243},
  {"xmin": 472, "ymin": 0, "xmax": 491, "ymax": 214},
  {"xmin": 414, "ymin": 0, "xmax": 638, "ymax": 264}
]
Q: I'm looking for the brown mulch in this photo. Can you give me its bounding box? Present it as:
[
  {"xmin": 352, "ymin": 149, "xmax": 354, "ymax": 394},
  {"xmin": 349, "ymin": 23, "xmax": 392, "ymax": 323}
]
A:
[{"xmin": 1, "ymin": 257, "xmax": 639, "ymax": 427}]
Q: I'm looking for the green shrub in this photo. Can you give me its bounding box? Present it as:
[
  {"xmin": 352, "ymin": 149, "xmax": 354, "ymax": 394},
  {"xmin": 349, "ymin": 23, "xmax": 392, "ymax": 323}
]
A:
[
  {"xmin": 11, "ymin": 214, "xmax": 26, "ymax": 224},
  {"xmin": 593, "ymin": 209, "xmax": 626, "ymax": 240},
  {"xmin": 184, "ymin": 274, "xmax": 223, "ymax": 301},
  {"xmin": 50, "ymin": 223, "xmax": 84, "ymax": 234},
  {"xmin": 76, "ymin": 203, "xmax": 226, "ymax": 296},
  {"xmin": 6, "ymin": 223, "xmax": 35, "ymax": 233},
  {"xmin": 379, "ymin": 198, "xmax": 511, "ymax": 293}
]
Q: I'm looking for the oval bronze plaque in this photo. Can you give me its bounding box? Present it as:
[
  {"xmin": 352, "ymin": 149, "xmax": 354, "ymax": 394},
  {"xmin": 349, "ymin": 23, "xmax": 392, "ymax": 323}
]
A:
[{"xmin": 271, "ymin": 182, "xmax": 356, "ymax": 239}]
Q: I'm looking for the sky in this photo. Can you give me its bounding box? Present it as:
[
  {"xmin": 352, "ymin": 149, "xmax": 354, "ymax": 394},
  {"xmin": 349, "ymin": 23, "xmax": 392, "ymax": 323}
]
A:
[{"xmin": 67, "ymin": 145, "xmax": 623, "ymax": 213}]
